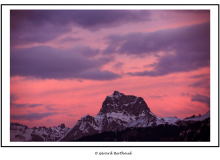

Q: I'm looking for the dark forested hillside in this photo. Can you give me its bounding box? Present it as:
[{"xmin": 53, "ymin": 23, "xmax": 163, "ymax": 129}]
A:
[{"xmin": 72, "ymin": 118, "xmax": 210, "ymax": 142}]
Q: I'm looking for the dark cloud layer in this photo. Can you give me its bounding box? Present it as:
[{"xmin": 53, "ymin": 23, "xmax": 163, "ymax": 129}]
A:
[
  {"xmin": 11, "ymin": 10, "xmax": 151, "ymax": 30},
  {"xmin": 29, "ymin": 104, "xmax": 43, "ymax": 108},
  {"xmin": 10, "ymin": 10, "xmax": 151, "ymax": 46},
  {"xmin": 11, "ymin": 112, "xmax": 57, "ymax": 121},
  {"xmin": 10, "ymin": 46, "xmax": 120, "ymax": 80},
  {"xmin": 10, "ymin": 94, "xmax": 18, "ymax": 102},
  {"xmin": 45, "ymin": 104, "xmax": 57, "ymax": 111},
  {"xmin": 191, "ymin": 94, "xmax": 210, "ymax": 108},
  {"xmin": 189, "ymin": 74, "xmax": 209, "ymax": 79},
  {"xmin": 78, "ymin": 105, "xmax": 86, "ymax": 108},
  {"xmin": 181, "ymin": 93, "xmax": 190, "ymax": 97},
  {"xmin": 113, "ymin": 62, "xmax": 124, "ymax": 69},
  {"xmin": 171, "ymin": 10, "xmax": 210, "ymax": 14},
  {"xmin": 11, "ymin": 103, "xmax": 28, "ymax": 108},
  {"xmin": 11, "ymin": 23, "xmax": 71, "ymax": 47},
  {"xmin": 72, "ymin": 45, "xmax": 100, "ymax": 58},
  {"xmin": 10, "ymin": 94, "xmax": 44, "ymax": 108},
  {"xmin": 188, "ymin": 74, "xmax": 210, "ymax": 89},
  {"xmin": 10, "ymin": 94, "xmax": 27, "ymax": 108},
  {"xmin": 105, "ymin": 22, "xmax": 209, "ymax": 56},
  {"xmin": 188, "ymin": 78, "xmax": 210, "ymax": 89},
  {"xmin": 117, "ymin": 22, "xmax": 210, "ymax": 76},
  {"xmin": 11, "ymin": 103, "xmax": 43, "ymax": 108},
  {"xmin": 149, "ymin": 95, "xmax": 168, "ymax": 99},
  {"xmin": 60, "ymin": 37, "xmax": 81, "ymax": 42}
]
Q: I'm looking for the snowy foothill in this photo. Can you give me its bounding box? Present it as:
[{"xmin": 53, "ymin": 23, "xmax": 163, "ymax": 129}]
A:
[{"xmin": 183, "ymin": 111, "xmax": 210, "ymax": 121}]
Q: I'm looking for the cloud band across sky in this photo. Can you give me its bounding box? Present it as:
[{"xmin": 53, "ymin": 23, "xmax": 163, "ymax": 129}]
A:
[
  {"xmin": 10, "ymin": 46, "xmax": 121, "ymax": 80},
  {"xmin": 104, "ymin": 22, "xmax": 210, "ymax": 77},
  {"xmin": 11, "ymin": 112, "xmax": 57, "ymax": 121},
  {"xmin": 10, "ymin": 10, "xmax": 151, "ymax": 47}
]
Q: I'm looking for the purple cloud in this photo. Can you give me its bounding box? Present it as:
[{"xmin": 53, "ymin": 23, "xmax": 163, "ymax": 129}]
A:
[
  {"xmin": 10, "ymin": 46, "xmax": 120, "ymax": 81},
  {"xmin": 103, "ymin": 45, "xmax": 117, "ymax": 54},
  {"xmin": 29, "ymin": 104, "xmax": 43, "ymax": 108},
  {"xmin": 10, "ymin": 94, "xmax": 28, "ymax": 108},
  {"xmin": 60, "ymin": 37, "xmax": 81, "ymax": 42},
  {"xmin": 113, "ymin": 62, "xmax": 124, "ymax": 69},
  {"xmin": 105, "ymin": 22, "xmax": 209, "ymax": 56},
  {"xmin": 171, "ymin": 10, "xmax": 210, "ymax": 14},
  {"xmin": 11, "ymin": 94, "xmax": 46, "ymax": 108},
  {"xmin": 189, "ymin": 74, "xmax": 210, "ymax": 79},
  {"xmin": 11, "ymin": 10, "xmax": 151, "ymax": 30},
  {"xmin": 11, "ymin": 103, "xmax": 28, "ymax": 108},
  {"xmin": 191, "ymin": 94, "xmax": 210, "ymax": 108},
  {"xmin": 181, "ymin": 93, "xmax": 190, "ymax": 97},
  {"xmin": 72, "ymin": 45, "xmax": 100, "ymax": 58},
  {"xmin": 188, "ymin": 78, "xmax": 210, "ymax": 89},
  {"xmin": 11, "ymin": 112, "xmax": 57, "ymax": 121},
  {"xmin": 143, "ymin": 63, "xmax": 156, "ymax": 68},
  {"xmin": 46, "ymin": 118, "xmax": 53, "ymax": 122},
  {"xmin": 149, "ymin": 95, "xmax": 168, "ymax": 99},
  {"xmin": 10, "ymin": 10, "xmax": 151, "ymax": 46},
  {"xmin": 10, "ymin": 94, "xmax": 18, "ymax": 103},
  {"xmin": 45, "ymin": 104, "xmax": 57, "ymax": 111},
  {"xmin": 119, "ymin": 22, "xmax": 210, "ymax": 76},
  {"xmin": 78, "ymin": 105, "xmax": 86, "ymax": 108},
  {"xmin": 158, "ymin": 10, "xmax": 209, "ymax": 21},
  {"xmin": 10, "ymin": 23, "xmax": 71, "ymax": 47}
]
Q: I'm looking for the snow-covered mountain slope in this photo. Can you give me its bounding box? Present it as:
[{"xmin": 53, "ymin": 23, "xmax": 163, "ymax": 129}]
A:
[
  {"xmin": 10, "ymin": 123, "xmax": 70, "ymax": 142},
  {"xmin": 126, "ymin": 115, "xmax": 182, "ymax": 128},
  {"xmin": 184, "ymin": 111, "xmax": 210, "ymax": 121},
  {"xmin": 61, "ymin": 91, "xmax": 156, "ymax": 141}
]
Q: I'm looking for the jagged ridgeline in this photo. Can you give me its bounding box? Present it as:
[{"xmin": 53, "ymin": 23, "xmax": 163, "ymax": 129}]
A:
[
  {"xmin": 74, "ymin": 118, "xmax": 210, "ymax": 141},
  {"xmin": 10, "ymin": 123, "xmax": 70, "ymax": 142},
  {"xmin": 10, "ymin": 91, "xmax": 210, "ymax": 142}
]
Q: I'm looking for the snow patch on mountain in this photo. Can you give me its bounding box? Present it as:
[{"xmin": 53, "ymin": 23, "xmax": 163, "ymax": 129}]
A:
[
  {"xmin": 184, "ymin": 111, "xmax": 210, "ymax": 121},
  {"xmin": 10, "ymin": 123, "xmax": 70, "ymax": 142}
]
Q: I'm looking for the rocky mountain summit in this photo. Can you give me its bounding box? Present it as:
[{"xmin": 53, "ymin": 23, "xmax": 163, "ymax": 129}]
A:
[{"xmin": 60, "ymin": 91, "xmax": 182, "ymax": 141}]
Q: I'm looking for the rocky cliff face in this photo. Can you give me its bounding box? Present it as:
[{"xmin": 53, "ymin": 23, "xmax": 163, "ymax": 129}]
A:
[{"xmin": 60, "ymin": 91, "xmax": 169, "ymax": 141}]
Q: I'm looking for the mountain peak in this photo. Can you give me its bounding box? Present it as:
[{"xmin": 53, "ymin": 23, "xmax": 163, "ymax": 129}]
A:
[
  {"xmin": 81, "ymin": 114, "xmax": 91, "ymax": 119},
  {"xmin": 113, "ymin": 91, "xmax": 120, "ymax": 95},
  {"xmin": 108, "ymin": 91, "xmax": 124, "ymax": 99},
  {"xmin": 99, "ymin": 91, "xmax": 151, "ymax": 117}
]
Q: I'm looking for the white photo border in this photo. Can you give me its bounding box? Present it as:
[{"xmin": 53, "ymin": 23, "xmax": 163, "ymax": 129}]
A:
[{"xmin": 1, "ymin": 4, "xmax": 219, "ymax": 147}]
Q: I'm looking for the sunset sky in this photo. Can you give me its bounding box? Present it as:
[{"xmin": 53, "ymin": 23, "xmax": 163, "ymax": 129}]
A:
[{"xmin": 10, "ymin": 10, "xmax": 210, "ymax": 128}]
